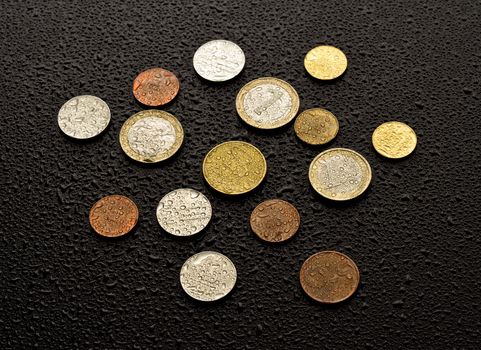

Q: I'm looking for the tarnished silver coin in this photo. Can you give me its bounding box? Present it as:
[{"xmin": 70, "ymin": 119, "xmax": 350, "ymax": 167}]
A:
[
  {"xmin": 193, "ymin": 40, "xmax": 245, "ymax": 82},
  {"xmin": 156, "ymin": 188, "xmax": 212, "ymax": 237},
  {"xmin": 58, "ymin": 95, "xmax": 110, "ymax": 139},
  {"xmin": 180, "ymin": 251, "xmax": 237, "ymax": 302}
]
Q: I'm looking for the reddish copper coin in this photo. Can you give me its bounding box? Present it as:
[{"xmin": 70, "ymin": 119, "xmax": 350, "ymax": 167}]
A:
[
  {"xmin": 250, "ymin": 199, "xmax": 300, "ymax": 242},
  {"xmin": 89, "ymin": 195, "xmax": 139, "ymax": 238},
  {"xmin": 132, "ymin": 67, "xmax": 180, "ymax": 106}
]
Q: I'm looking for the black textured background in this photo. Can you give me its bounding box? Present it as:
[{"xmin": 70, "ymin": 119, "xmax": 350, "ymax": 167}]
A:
[{"xmin": 1, "ymin": 1, "xmax": 480, "ymax": 349}]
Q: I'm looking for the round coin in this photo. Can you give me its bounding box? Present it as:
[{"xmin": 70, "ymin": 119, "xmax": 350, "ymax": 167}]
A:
[
  {"xmin": 236, "ymin": 77, "xmax": 300, "ymax": 129},
  {"xmin": 132, "ymin": 67, "xmax": 180, "ymax": 106},
  {"xmin": 180, "ymin": 251, "xmax": 237, "ymax": 302},
  {"xmin": 58, "ymin": 95, "xmax": 110, "ymax": 139},
  {"xmin": 294, "ymin": 108, "xmax": 339, "ymax": 145},
  {"xmin": 309, "ymin": 148, "xmax": 372, "ymax": 201},
  {"xmin": 89, "ymin": 195, "xmax": 139, "ymax": 238},
  {"xmin": 250, "ymin": 199, "xmax": 300, "ymax": 243},
  {"xmin": 372, "ymin": 121, "xmax": 417, "ymax": 159},
  {"xmin": 300, "ymin": 251, "xmax": 360, "ymax": 304},
  {"xmin": 304, "ymin": 45, "xmax": 348, "ymax": 80},
  {"xmin": 202, "ymin": 141, "xmax": 267, "ymax": 195},
  {"xmin": 193, "ymin": 39, "xmax": 245, "ymax": 82},
  {"xmin": 119, "ymin": 110, "xmax": 184, "ymax": 163}
]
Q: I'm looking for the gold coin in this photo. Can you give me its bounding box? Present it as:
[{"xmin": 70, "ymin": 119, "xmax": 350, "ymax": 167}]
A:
[
  {"xmin": 119, "ymin": 110, "xmax": 183, "ymax": 163},
  {"xmin": 372, "ymin": 121, "xmax": 417, "ymax": 159},
  {"xmin": 294, "ymin": 108, "xmax": 339, "ymax": 145},
  {"xmin": 304, "ymin": 45, "xmax": 348, "ymax": 80},
  {"xmin": 202, "ymin": 141, "xmax": 267, "ymax": 195},
  {"xmin": 309, "ymin": 148, "xmax": 371, "ymax": 201},
  {"xmin": 236, "ymin": 77, "xmax": 300, "ymax": 129}
]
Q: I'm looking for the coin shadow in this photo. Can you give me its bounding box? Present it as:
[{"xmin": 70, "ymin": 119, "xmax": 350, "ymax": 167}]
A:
[
  {"xmin": 239, "ymin": 118, "xmax": 294, "ymax": 136},
  {"xmin": 179, "ymin": 283, "xmax": 237, "ymax": 308},
  {"xmin": 159, "ymin": 224, "xmax": 211, "ymax": 243}
]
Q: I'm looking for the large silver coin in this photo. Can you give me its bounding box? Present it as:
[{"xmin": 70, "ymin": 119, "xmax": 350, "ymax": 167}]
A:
[
  {"xmin": 58, "ymin": 95, "xmax": 110, "ymax": 139},
  {"xmin": 180, "ymin": 251, "xmax": 237, "ymax": 302},
  {"xmin": 156, "ymin": 188, "xmax": 212, "ymax": 237},
  {"xmin": 193, "ymin": 40, "xmax": 245, "ymax": 82}
]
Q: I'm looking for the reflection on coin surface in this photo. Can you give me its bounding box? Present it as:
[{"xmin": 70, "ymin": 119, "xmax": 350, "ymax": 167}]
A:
[
  {"xmin": 89, "ymin": 195, "xmax": 139, "ymax": 238},
  {"xmin": 236, "ymin": 77, "xmax": 300, "ymax": 129},
  {"xmin": 250, "ymin": 199, "xmax": 300, "ymax": 243},
  {"xmin": 156, "ymin": 188, "xmax": 212, "ymax": 237},
  {"xmin": 193, "ymin": 39, "xmax": 245, "ymax": 82},
  {"xmin": 309, "ymin": 148, "xmax": 371, "ymax": 201},
  {"xmin": 372, "ymin": 121, "xmax": 417, "ymax": 159},
  {"xmin": 294, "ymin": 108, "xmax": 339, "ymax": 145},
  {"xmin": 300, "ymin": 251, "xmax": 360, "ymax": 304},
  {"xmin": 119, "ymin": 110, "xmax": 183, "ymax": 163},
  {"xmin": 304, "ymin": 45, "xmax": 348, "ymax": 80},
  {"xmin": 180, "ymin": 251, "xmax": 237, "ymax": 302},
  {"xmin": 203, "ymin": 141, "xmax": 267, "ymax": 195},
  {"xmin": 58, "ymin": 95, "xmax": 110, "ymax": 139},
  {"xmin": 132, "ymin": 67, "xmax": 180, "ymax": 106}
]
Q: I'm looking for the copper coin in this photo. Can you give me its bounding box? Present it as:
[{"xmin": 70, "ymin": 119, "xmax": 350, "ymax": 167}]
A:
[
  {"xmin": 250, "ymin": 199, "xmax": 300, "ymax": 242},
  {"xmin": 132, "ymin": 67, "xmax": 180, "ymax": 106},
  {"xmin": 300, "ymin": 251, "xmax": 360, "ymax": 304},
  {"xmin": 89, "ymin": 195, "xmax": 139, "ymax": 238}
]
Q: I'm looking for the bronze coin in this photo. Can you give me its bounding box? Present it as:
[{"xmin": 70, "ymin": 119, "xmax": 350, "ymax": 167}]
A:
[
  {"xmin": 250, "ymin": 199, "xmax": 300, "ymax": 242},
  {"xmin": 89, "ymin": 195, "xmax": 139, "ymax": 238},
  {"xmin": 132, "ymin": 67, "xmax": 180, "ymax": 106},
  {"xmin": 300, "ymin": 251, "xmax": 360, "ymax": 304}
]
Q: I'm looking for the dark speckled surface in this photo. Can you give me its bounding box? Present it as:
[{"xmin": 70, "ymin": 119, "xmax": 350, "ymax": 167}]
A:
[{"xmin": 1, "ymin": 1, "xmax": 480, "ymax": 349}]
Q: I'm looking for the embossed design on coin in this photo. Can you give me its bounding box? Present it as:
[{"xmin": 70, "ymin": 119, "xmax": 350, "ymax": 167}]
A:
[
  {"xmin": 89, "ymin": 195, "xmax": 138, "ymax": 238},
  {"xmin": 193, "ymin": 39, "xmax": 245, "ymax": 82},
  {"xmin": 300, "ymin": 251, "xmax": 360, "ymax": 304},
  {"xmin": 294, "ymin": 108, "xmax": 339, "ymax": 145},
  {"xmin": 372, "ymin": 121, "xmax": 417, "ymax": 159},
  {"xmin": 309, "ymin": 148, "xmax": 371, "ymax": 201},
  {"xmin": 180, "ymin": 251, "xmax": 237, "ymax": 302},
  {"xmin": 132, "ymin": 67, "xmax": 180, "ymax": 106},
  {"xmin": 58, "ymin": 95, "xmax": 110, "ymax": 139},
  {"xmin": 304, "ymin": 45, "xmax": 348, "ymax": 80}
]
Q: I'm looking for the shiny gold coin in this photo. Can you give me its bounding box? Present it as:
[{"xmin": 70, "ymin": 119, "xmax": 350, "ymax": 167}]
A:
[
  {"xmin": 304, "ymin": 45, "xmax": 348, "ymax": 80},
  {"xmin": 294, "ymin": 108, "xmax": 339, "ymax": 145},
  {"xmin": 372, "ymin": 121, "xmax": 417, "ymax": 159},
  {"xmin": 202, "ymin": 141, "xmax": 267, "ymax": 195}
]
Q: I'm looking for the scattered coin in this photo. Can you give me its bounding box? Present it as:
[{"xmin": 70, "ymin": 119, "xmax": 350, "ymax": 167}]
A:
[
  {"xmin": 294, "ymin": 108, "xmax": 339, "ymax": 145},
  {"xmin": 304, "ymin": 45, "xmax": 348, "ymax": 80},
  {"xmin": 309, "ymin": 148, "xmax": 372, "ymax": 201},
  {"xmin": 372, "ymin": 121, "xmax": 417, "ymax": 159},
  {"xmin": 132, "ymin": 67, "xmax": 180, "ymax": 106}
]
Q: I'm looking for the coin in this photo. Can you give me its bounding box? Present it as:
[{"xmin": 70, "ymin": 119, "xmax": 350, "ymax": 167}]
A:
[
  {"xmin": 180, "ymin": 251, "xmax": 237, "ymax": 302},
  {"xmin": 372, "ymin": 121, "xmax": 417, "ymax": 159},
  {"xmin": 300, "ymin": 251, "xmax": 360, "ymax": 304},
  {"xmin": 304, "ymin": 45, "xmax": 348, "ymax": 80},
  {"xmin": 58, "ymin": 95, "xmax": 110, "ymax": 139},
  {"xmin": 202, "ymin": 141, "xmax": 267, "ymax": 195},
  {"xmin": 89, "ymin": 195, "xmax": 139, "ymax": 238},
  {"xmin": 193, "ymin": 39, "xmax": 245, "ymax": 82},
  {"xmin": 119, "ymin": 110, "xmax": 184, "ymax": 163},
  {"xmin": 309, "ymin": 148, "xmax": 371, "ymax": 201},
  {"xmin": 250, "ymin": 199, "xmax": 300, "ymax": 243},
  {"xmin": 236, "ymin": 77, "xmax": 300, "ymax": 129},
  {"xmin": 132, "ymin": 67, "xmax": 180, "ymax": 106},
  {"xmin": 294, "ymin": 108, "xmax": 339, "ymax": 145},
  {"xmin": 156, "ymin": 188, "xmax": 212, "ymax": 237}
]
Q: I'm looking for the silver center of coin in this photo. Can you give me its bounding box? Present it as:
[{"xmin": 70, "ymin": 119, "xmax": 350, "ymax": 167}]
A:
[
  {"xmin": 316, "ymin": 154, "xmax": 363, "ymax": 194},
  {"xmin": 127, "ymin": 116, "xmax": 176, "ymax": 158},
  {"xmin": 243, "ymin": 83, "xmax": 292, "ymax": 123}
]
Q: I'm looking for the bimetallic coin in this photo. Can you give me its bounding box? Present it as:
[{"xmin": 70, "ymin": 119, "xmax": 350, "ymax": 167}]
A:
[
  {"xmin": 309, "ymin": 148, "xmax": 372, "ymax": 201},
  {"xmin": 119, "ymin": 110, "xmax": 184, "ymax": 163},
  {"xmin": 58, "ymin": 95, "xmax": 110, "ymax": 139},
  {"xmin": 236, "ymin": 77, "xmax": 300, "ymax": 129},
  {"xmin": 180, "ymin": 251, "xmax": 237, "ymax": 302},
  {"xmin": 132, "ymin": 67, "xmax": 180, "ymax": 106},
  {"xmin": 372, "ymin": 121, "xmax": 417, "ymax": 159},
  {"xmin": 202, "ymin": 141, "xmax": 267, "ymax": 195},
  {"xmin": 304, "ymin": 45, "xmax": 348, "ymax": 80},
  {"xmin": 89, "ymin": 195, "xmax": 138, "ymax": 238},
  {"xmin": 294, "ymin": 108, "xmax": 339, "ymax": 145},
  {"xmin": 193, "ymin": 39, "xmax": 245, "ymax": 82}
]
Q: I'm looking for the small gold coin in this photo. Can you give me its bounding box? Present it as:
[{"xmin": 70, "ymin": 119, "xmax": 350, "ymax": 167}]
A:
[
  {"xmin": 304, "ymin": 45, "xmax": 348, "ymax": 80},
  {"xmin": 202, "ymin": 141, "xmax": 267, "ymax": 195},
  {"xmin": 372, "ymin": 121, "xmax": 417, "ymax": 159},
  {"xmin": 294, "ymin": 108, "xmax": 339, "ymax": 145}
]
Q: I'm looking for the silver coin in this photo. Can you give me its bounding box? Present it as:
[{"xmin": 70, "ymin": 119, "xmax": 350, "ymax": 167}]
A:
[
  {"xmin": 127, "ymin": 116, "xmax": 177, "ymax": 158},
  {"xmin": 180, "ymin": 251, "xmax": 237, "ymax": 302},
  {"xmin": 156, "ymin": 188, "xmax": 212, "ymax": 237},
  {"xmin": 193, "ymin": 39, "xmax": 245, "ymax": 82},
  {"xmin": 58, "ymin": 95, "xmax": 110, "ymax": 139}
]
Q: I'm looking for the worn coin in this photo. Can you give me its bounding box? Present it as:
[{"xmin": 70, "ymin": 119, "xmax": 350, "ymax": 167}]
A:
[
  {"xmin": 294, "ymin": 108, "xmax": 339, "ymax": 145},
  {"xmin": 304, "ymin": 45, "xmax": 348, "ymax": 80},
  {"xmin": 132, "ymin": 67, "xmax": 180, "ymax": 106},
  {"xmin": 236, "ymin": 77, "xmax": 300, "ymax": 129},
  {"xmin": 372, "ymin": 121, "xmax": 417, "ymax": 159},
  {"xmin": 58, "ymin": 95, "xmax": 110, "ymax": 139},
  {"xmin": 309, "ymin": 148, "xmax": 371, "ymax": 201},
  {"xmin": 300, "ymin": 251, "xmax": 360, "ymax": 304},
  {"xmin": 180, "ymin": 251, "xmax": 237, "ymax": 302}
]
